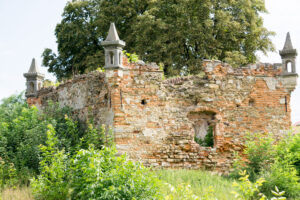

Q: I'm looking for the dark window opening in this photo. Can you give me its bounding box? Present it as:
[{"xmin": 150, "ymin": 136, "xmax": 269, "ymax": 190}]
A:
[
  {"xmin": 141, "ymin": 99, "xmax": 147, "ymax": 105},
  {"xmin": 249, "ymin": 99, "xmax": 255, "ymax": 107},
  {"xmin": 110, "ymin": 52, "xmax": 114, "ymax": 65},
  {"xmin": 119, "ymin": 52, "xmax": 121, "ymax": 65},
  {"xmin": 285, "ymin": 96, "xmax": 288, "ymax": 112},
  {"xmin": 104, "ymin": 93, "xmax": 108, "ymax": 100},
  {"xmin": 29, "ymin": 82, "xmax": 34, "ymax": 93}
]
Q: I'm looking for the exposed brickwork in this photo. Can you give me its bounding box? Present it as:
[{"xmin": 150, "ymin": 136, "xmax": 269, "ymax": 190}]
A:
[{"xmin": 27, "ymin": 57, "xmax": 297, "ymax": 174}]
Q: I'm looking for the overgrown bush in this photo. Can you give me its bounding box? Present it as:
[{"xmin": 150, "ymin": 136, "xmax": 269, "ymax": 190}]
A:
[
  {"xmin": 244, "ymin": 133, "xmax": 275, "ymax": 179},
  {"xmin": 0, "ymin": 93, "xmax": 108, "ymax": 184},
  {"xmin": 31, "ymin": 124, "xmax": 162, "ymax": 200},
  {"xmin": 70, "ymin": 147, "xmax": 162, "ymax": 200},
  {"xmin": 232, "ymin": 132, "xmax": 300, "ymax": 199},
  {"xmin": 0, "ymin": 159, "xmax": 18, "ymax": 189},
  {"xmin": 285, "ymin": 133, "xmax": 300, "ymax": 175},
  {"xmin": 31, "ymin": 125, "xmax": 69, "ymax": 200},
  {"xmin": 232, "ymin": 170, "xmax": 287, "ymax": 200}
]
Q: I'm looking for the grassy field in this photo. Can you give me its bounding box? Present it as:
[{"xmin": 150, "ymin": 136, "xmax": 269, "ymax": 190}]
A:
[
  {"xmin": 1, "ymin": 170, "xmax": 236, "ymax": 200},
  {"xmin": 1, "ymin": 187, "xmax": 33, "ymax": 200},
  {"xmin": 156, "ymin": 169, "xmax": 237, "ymax": 199}
]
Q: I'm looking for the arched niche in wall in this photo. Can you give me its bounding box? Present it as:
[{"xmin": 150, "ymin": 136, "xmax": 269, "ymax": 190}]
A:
[{"xmin": 187, "ymin": 111, "xmax": 217, "ymax": 147}]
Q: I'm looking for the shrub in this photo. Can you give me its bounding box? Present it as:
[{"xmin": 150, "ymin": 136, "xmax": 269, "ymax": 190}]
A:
[
  {"xmin": 232, "ymin": 132, "xmax": 300, "ymax": 199},
  {"xmin": 31, "ymin": 125, "xmax": 69, "ymax": 200},
  {"xmin": 31, "ymin": 124, "xmax": 162, "ymax": 200},
  {"xmin": 286, "ymin": 133, "xmax": 300, "ymax": 175},
  {"xmin": 0, "ymin": 159, "xmax": 18, "ymax": 189},
  {"xmin": 69, "ymin": 146, "xmax": 162, "ymax": 200},
  {"xmin": 243, "ymin": 133, "xmax": 275, "ymax": 179},
  {"xmin": 260, "ymin": 160, "xmax": 300, "ymax": 199},
  {"xmin": 232, "ymin": 171, "xmax": 287, "ymax": 200},
  {"xmin": 232, "ymin": 170, "xmax": 266, "ymax": 200},
  {"xmin": 0, "ymin": 94, "xmax": 108, "ymax": 183}
]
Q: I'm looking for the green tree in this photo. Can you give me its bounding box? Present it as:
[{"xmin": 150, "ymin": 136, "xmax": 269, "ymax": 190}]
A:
[{"xmin": 43, "ymin": 0, "xmax": 274, "ymax": 79}]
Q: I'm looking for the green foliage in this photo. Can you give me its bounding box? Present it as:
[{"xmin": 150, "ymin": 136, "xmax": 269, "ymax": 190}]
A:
[
  {"xmin": 31, "ymin": 125, "xmax": 69, "ymax": 200},
  {"xmin": 123, "ymin": 50, "xmax": 139, "ymax": 63},
  {"xmin": 43, "ymin": 0, "xmax": 274, "ymax": 79},
  {"xmin": 0, "ymin": 94, "xmax": 109, "ymax": 184},
  {"xmin": 270, "ymin": 186, "xmax": 287, "ymax": 200},
  {"xmin": 286, "ymin": 133, "xmax": 300, "ymax": 175},
  {"xmin": 232, "ymin": 171, "xmax": 287, "ymax": 200},
  {"xmin": 260, "ymin": 160, "xmax": 300, "ymax": 199},
  {"xmin": 244, "ymin": 133, "xmax": 275, "ymax": 179},
  {"xmin": 31, "ymin": 125, "xmax": 162, "ymax": 200},
  {"xmin": 232, "ymin": 132, "xmax": 300, "ymax": 199},
  {"xmin": 194, "ymin": 126, "xmax": 214, "ymax": 147},
  {"xmin": 79, "ymin": 124, "xmax": 114, "ymax": 150},
  {"xmin": 259, "ymin": 133, "xmax": 300, "ymax": 198},
  {"xmin": 0, "ymin": 160, "xmax": 18, "ymax": 189},
  {"xmin": 0, "ymin": 94, "xmax": 45, "ymax": 181},
  {"xmin": 232, "ymin": 170, "xmax": 266, "ymax": 200},
  {"xmin": 70, "ymin": 146, "xmax": 162, "ymax": 200},
  {"xmin": 43, "ymin": 80, "xmax": 61, "ymax": 88}
]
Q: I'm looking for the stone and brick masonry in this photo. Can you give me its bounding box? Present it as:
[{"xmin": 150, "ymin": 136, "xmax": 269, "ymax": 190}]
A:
[{"xmin": 24, "ymin": 24, "xmax": 298, "ymax": 174}]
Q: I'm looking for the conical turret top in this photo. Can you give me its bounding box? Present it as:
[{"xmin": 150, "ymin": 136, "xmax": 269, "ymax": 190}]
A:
[
  {"xmin": 28, "ymin": 58, "xmax": 39, "ymax": 73},
  {"xmin": 282, "ymin": 32, "xmax": 294, "ymax": 50},
  {"xmin": 101, "ymin": 23, "xmax": 125, "ymax": 47},
  {"xmin": 280, "ymin": 32, "xmax": 297, "ymax": 57},
  {"xmin": 105, "ymin": 23, "xmax": 120, "ymax": 41},
  {"xmin": 24, "ymin": 58, "xmax": 45, "ymax": 78}
]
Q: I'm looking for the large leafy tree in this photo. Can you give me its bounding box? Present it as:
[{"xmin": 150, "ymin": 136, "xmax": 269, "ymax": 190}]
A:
[{"xmin": 43, "ymin": 0, "xmax": 274, "ymax": 79}]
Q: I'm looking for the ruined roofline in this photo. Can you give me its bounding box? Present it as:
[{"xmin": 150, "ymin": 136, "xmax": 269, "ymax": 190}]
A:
[
  {"xmin": 164, "ymin": 60, "xmax": 285, "ymax": 84},
  {"xmin": 38, "ymin": 71, "xmax": 106, "ymax": 95},
  {"xmin": 202, "ymin": 59, "xmax": 283, "ymax": 70}
]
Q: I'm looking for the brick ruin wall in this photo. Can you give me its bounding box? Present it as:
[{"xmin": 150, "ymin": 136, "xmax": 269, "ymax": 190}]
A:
[
  {"xmin": 30, "ymin": 72, "xmax": 114, "ymax": 127},
  {"xmin": 30, "ymin": 58, "xmax": 296, "ymax": 174}
]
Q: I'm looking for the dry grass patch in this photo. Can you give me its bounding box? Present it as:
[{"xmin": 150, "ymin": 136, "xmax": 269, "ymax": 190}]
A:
[{"xmin": 1, "ymin": 187, "xmax": 33, "ymax": 200}]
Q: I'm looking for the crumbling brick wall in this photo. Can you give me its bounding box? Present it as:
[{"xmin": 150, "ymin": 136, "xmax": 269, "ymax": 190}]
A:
[
  {"xmin": 28, "ymin": 57, "xmax": 297, "ymax": 174},
  {"xmin": 109, "ymin": 59, "xmax": 295, "ymax": 174},
  {"xmin": 31, "ymin": 72, "xmax": 114, "ymax": 127}
]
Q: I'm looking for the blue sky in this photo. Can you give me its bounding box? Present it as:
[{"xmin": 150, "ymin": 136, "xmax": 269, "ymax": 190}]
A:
[{"xmin": 0, "ymin": 0, "xmax": 300, "ymax": 123}]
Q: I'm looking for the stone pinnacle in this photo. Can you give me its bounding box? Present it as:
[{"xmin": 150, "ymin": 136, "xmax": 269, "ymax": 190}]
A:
[
  {"xmin": 282, "ymin": 32, "xmax": 293, "ymax": 50},
  {"xmin": 28, "ymin": 58, "xmax": 39, "ymax": 73},
  {"xmin": 105, "ymin": 23, "xmax": 120, "ymax": 41}
]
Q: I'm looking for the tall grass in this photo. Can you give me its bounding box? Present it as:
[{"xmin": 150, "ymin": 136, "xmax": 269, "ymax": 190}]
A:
[
  {"xmin": 156, "ymin": 169, "xmax": 237, "ymax": 200},
  {"xmin": 1, "ymin": 170, "xmax": 237, "ymax": 200},
  {"xmin": 1, "ymin": 187, "xmax": 33, "ymax": 200}
]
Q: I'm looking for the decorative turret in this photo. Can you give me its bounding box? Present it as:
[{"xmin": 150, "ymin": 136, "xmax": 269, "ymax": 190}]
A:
[
  {"xmin": 23, "ymin": 58, "xmax": 45, "ymax": 98},
  {"xmin": 280, "ymin": 32, "xmax": 297, "ymax": 74},
  {"xmin": 101, "ymin": 23, "xmax": 125, "ymax": 69}
]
